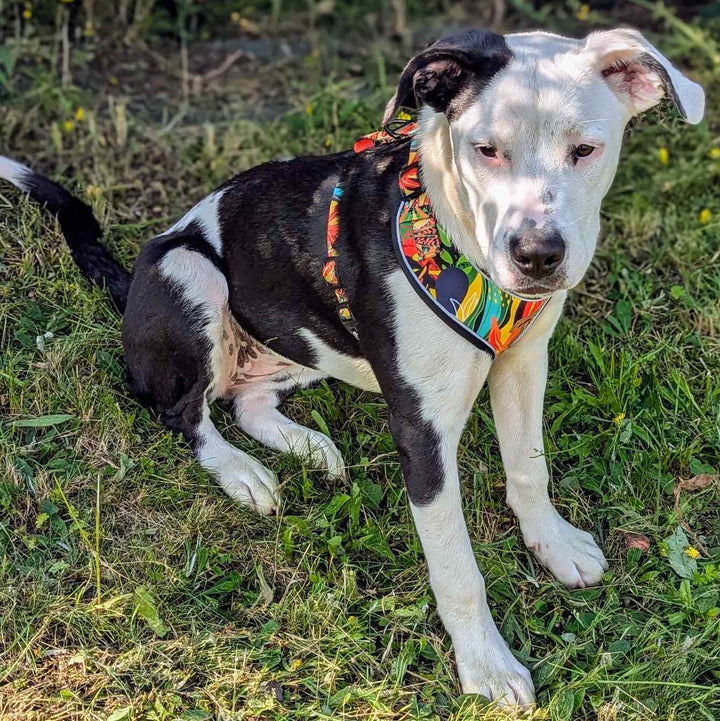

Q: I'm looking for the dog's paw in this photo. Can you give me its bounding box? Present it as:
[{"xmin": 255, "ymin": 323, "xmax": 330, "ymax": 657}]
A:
[
  {"xmin": 216, "ymin": 455, "xmax": 279, "ymax": 515},
  {"xmin": 307, "ymin": 431, "xmax": 346, "ymax": 480},
  {"xmin": 285, "ymin": 428, "xmax": 346, "ymax": 480},
  {"xmin": 519, "ymin": 506, "xmax": 608, "ymax": 587},
  {"xmin": 456, "ymin": 626, "xmax": 535, "ymax": 707}
]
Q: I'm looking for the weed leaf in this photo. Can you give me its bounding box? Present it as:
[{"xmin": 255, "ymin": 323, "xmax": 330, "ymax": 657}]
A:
[
  {"xmin": 107, "ymin": 708, "xmax": 131, "ymax": 721},
  {"xmin": 664, "ymin": 526, "xmax": 697, "ymax": 579},
  {"xmin": 311, "ymin": 410, "xmax": 330, "ymax": 436},
  {"xmin": 133, "ymin": 586, "xmax": 168, "ymax": 637},
  {"xmin": 13, "ymin": 414, "xmax": 74, "ymax": 428}
]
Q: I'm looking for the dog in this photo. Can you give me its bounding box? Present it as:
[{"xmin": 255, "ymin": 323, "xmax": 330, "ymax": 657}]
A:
[{"xmin": 1, "ymin": 27, "xmax": 704, "ymax": 707}]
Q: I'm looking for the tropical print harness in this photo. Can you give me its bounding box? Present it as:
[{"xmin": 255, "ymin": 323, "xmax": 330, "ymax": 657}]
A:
[{"xmin": 323, "ymin": 110, "xmax": 549, "ymax": 358}]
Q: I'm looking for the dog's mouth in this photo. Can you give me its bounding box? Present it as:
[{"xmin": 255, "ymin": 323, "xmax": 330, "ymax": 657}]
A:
[
  {"xmin": 492, "ymin": 276, "xmax": 566, "ymax": 299},
  {"xmin": 510, "ymin": 282, "xmax": 562, "ymax": 298}
]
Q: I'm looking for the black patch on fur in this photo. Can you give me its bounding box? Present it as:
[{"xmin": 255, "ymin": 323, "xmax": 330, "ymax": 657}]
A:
[
  {"xmin": 143, "ymin": 226, "xmax": 225, "ymax": 273},
  {"xmin": 218, "ymin": 151, "xmax": 362, "ymax": 367},
  {"xmin": 384, "ymin": 29, "xmax": 512, "ymax": 122},
  {"xmin": 335, "ymin": 142, "xmax": 448, "ymax": 505}
]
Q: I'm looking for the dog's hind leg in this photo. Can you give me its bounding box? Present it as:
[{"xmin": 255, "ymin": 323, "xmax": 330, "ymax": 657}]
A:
[
  {"xmin": 124, "ymin": 243, "xmax": 279, "ymax": 514},
  {"xmin": 232, "ymin": 381, "xmax": 346, "ymax": 480}
]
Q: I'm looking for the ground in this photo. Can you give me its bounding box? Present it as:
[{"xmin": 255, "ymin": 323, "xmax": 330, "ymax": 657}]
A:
[{"xmin": 0, "ymin": 2, "xmax": 719, "ymax": 720}]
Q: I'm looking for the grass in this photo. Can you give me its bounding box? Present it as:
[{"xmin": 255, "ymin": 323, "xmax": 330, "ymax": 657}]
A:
[{"xmin": 1, "ymin": 3, "xmax": 720, "ymax": 720}]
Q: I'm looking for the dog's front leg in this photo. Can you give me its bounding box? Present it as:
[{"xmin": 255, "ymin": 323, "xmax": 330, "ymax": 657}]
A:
[
  {"xmin": 488, "ymin": 336, "xmax": 608, "ymax": 588},
  {"xmin": 398, "ymin": 421, "xmax": 536, "ymax": 705},
  {"xmin": 385, "ymin": 396, "xmax": 535, "ymax": 704},
  {"xmin": 365, "ymin": 274, "xmax": 534, "ymax": 705}
]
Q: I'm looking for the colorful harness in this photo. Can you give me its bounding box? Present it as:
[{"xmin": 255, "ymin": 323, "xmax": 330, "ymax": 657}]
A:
[{"xmin": 323, "ymin": 110, "xmax": 549, "ymax": 358}]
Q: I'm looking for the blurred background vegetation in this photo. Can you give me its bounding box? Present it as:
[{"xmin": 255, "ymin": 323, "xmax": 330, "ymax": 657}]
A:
[
  {"xmin": 2, "ymin": 0, "xmax": 720, "ymax": 45},
  {"xmin": 1, "ymin": 1, "xmax": 718, "ymax": 106}
]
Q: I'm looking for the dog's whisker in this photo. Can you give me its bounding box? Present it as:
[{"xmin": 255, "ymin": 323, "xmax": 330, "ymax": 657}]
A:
[{"xmin": 565, "ymin": 214, "xmax": 591, "ymax": 228}]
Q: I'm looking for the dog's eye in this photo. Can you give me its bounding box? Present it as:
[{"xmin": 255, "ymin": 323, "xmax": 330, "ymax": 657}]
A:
[
  {"xmin": 476, "ymin": 145, "xmax": 497, "ymax": 159},
  {"xmin": 574, "ymin": 144, "xmax": 595, "ymax": 159}
]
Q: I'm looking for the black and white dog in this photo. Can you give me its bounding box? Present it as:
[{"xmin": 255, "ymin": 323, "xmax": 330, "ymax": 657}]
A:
[{"xmin": 1, "ymin": 28, "xmax": 704, "ymax": 706}]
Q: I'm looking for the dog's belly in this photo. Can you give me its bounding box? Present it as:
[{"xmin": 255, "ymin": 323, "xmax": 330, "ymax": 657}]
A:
[
  {"xmin": 213, "ymin": 314, "xmax": 380, "ymax": 398},
  {"xmin": 214, "ymin": 313, "xmax": 300, "ymax": 398}
]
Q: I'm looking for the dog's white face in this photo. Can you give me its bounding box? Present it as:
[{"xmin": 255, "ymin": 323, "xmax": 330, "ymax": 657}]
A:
[
  {"xmin": 451, "ymin": 33, "xmax": 629, "ymax": 295},
  {"xmin": 400, "ymin": 29, "xmax": 705, "ymax": 297}
]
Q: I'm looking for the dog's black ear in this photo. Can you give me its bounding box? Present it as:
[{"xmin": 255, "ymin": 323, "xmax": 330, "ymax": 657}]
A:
[{"xmin": 383, "ymin": 29, "xmax": 511, "ymax": 124}]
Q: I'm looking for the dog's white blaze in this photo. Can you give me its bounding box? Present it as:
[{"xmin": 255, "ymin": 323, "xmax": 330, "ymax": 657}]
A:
[
  {"xmin": 0, "ymin": 156, "xmax": 32, "ymax": 190},
  {"xmin": 161, "ymin": 189, "xmax": 225, "ymax": 254},
  {"xmin": 298, "ymin": 329, "xmax": 380, "ymax": 392}
]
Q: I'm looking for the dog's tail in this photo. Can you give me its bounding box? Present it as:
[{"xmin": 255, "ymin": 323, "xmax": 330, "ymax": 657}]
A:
[{"xmin": 0, "ymin": 156, "xmax": 131, "ymax": 312}]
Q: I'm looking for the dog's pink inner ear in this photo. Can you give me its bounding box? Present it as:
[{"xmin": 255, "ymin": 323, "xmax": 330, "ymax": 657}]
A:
[{"xmin": 600, "ymin": 57, "xmax": 665, "ymax": 115}]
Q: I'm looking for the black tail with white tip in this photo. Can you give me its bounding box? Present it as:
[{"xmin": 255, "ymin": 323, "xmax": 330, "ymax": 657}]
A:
[{"xmin": 0, "ymin": 156, "xmax": 131, "ymax": 311}]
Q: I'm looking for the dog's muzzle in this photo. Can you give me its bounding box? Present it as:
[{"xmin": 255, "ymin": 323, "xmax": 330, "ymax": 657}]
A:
[{"xmin": 508, "ymin": 226, "xmax": 566, "ymax": 281}]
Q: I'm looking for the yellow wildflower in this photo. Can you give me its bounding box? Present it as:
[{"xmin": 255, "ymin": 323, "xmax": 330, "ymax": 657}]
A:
[
  {"xmin": 290, "ymin": 659, "xmax": 302, "ymax": 670},
  {"xmin": 699, "ymin": 208, "xmax": 712, "ymax": 225},
  {"xmin": 658, "ymin": 147, "xmax": 669, "ymax": 164},
  {"xmin": 709, "ymin": 148, "xmax": 720, "ymax": 159},
  {"xmin": 613, "ymin": 412, "xmax": 626, "ymax": 425},
  {"xmin": 75, "ymin": 107, "xmax": 85, "ymax": 121},
  {"xmin": 685, "ymin": 546, "xmax": 700, "ymax": 559},
  {"xmin": 576, "ymin": 4, "xmax": 590, "ymax": 20},
  {"xmin": 23, "ymin": 8, "xmax": 32, "ymax": 19},
  {"xmin": 63, "ymin": 120, "xmax": 75, "ymax": 132}
]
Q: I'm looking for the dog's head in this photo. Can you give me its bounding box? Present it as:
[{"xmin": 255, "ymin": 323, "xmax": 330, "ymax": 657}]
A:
[{"xmin": 385, "ymin": 28, "xmax": 705, "ymax": 297}]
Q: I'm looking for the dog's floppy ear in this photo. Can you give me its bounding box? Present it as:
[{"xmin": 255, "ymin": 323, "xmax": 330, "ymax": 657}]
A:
[
  {"xmin": 383, "ymin": 29, "xmax": 511, "ymax": 124},
  {"xmin": 585, "ymin": 28, "xmax": 704, "ymax": 124}
]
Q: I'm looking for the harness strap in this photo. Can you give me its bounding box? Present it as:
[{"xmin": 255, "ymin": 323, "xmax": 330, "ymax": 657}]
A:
[
  {"xmin": 323, "ymin": 112, "xmax": 418, "ymax": 338},
  {"xmin": 322, "ymin": 184, "xmax": 358, "ymax": 337}
]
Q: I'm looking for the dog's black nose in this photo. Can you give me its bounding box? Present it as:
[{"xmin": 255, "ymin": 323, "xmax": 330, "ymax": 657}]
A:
[{"xmin": 509, "ymin": 228, "xmax": 565, "ymax": 280}]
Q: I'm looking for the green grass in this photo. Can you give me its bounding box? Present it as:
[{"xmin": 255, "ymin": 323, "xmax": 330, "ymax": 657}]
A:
[{"xmin": 1, "ymin": 3, "xmax": 720, "ymax": 720}]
